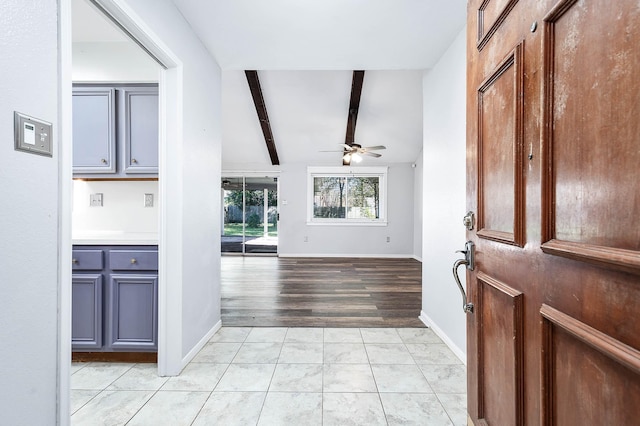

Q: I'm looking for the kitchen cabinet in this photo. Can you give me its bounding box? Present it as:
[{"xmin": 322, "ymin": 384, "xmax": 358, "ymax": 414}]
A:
[
  {"xmin": 120, "ymin": 87, "xmax": 159, "ymax": 174},
  {"xmin": 72, "ymin": 84, "xmax": 158, "ymax": 177},
  {"xmin": 107, "ymin": 248, "xmax": 158, "ymax": 351},
  {"xmin": 72, "ymin": 88, "xmax": 116, "ymax": 174},
  {"xmin": 71, "ymin": 249, "xmax": 104, "ymax": 350},
  {"xmin": 72, "ymin": 245, "xmax": 158, "ymax": 352}
]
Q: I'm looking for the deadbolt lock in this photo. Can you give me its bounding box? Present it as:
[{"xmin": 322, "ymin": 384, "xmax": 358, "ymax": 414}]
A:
[{"xmin": 463, "ymin": 211, "xmax": 475, "ymax": 231}]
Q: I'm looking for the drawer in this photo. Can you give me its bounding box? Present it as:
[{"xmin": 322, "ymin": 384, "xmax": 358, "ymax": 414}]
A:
[
  {"xmin": 109, "ymin": 249, "xmax": 158, "ymax": 271},
  {"xmin": 72, "ymin": 250, "xmax": 104, "ymax": 270}
]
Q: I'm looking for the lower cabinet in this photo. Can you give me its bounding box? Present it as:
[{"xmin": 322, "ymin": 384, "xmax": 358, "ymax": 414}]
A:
[
  {"xmin": 108, "ymin": 274, "xmax": 158, "ymax": 350},
  {"xmin": 72, "ymin": 245, "xmax": 158, "ymax": 352},
  {"xmin": 71, "ymin": 274, "xmax": 103, "ymax": 350}
]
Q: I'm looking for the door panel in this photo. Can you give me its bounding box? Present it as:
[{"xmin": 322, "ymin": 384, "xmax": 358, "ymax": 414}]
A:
[
  {"xmin": 466, "ymin": 0, "xmax": 640, "ymax": 424},
  {"xmin": 541, "ymin": 304, "xmax": 640, "ymax": 425},
  {"xmin": 541, "ymin": 0, "xmax": 640, "ymax": 258},
  {"xmin": 477, "ymin": 0, "xmax": 520, "ymax": 50},
  {"xmin": 477, "ymin": 43, "xmax": 525, "ymax": 245},
  {"xmin": 476, "ymin": 273, "xmax": 524, "ymax": 425}
]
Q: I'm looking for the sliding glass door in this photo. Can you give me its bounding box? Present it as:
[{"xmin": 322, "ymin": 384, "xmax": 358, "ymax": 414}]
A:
[{"xmin": 221, "ymin": 175, "xmax": 278, "ymax": 255}]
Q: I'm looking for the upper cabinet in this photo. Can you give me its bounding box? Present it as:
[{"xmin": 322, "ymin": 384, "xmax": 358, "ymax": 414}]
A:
[
  {"xmin": 121, "ymin": 87, "xmax": 159, "ymax": 174},
  {"xmin": 73, "ymin": 84, "xmax": 158, "ymax": 177},
  {"xmin": 73, "ymin": 87, "xmax": 117, "ymax": 174}
]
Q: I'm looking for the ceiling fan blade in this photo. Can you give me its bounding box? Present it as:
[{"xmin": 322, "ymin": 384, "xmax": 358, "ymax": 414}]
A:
[
  {"xmin": 363, "ymin": 152, "xmax": 382, "ymax": 158},
  {"xmin": 319, "ymin": 150, "xmax": 345, "ymax": 152},
  {"xmin": 363, "ymin": 145, "xmax": 386, "ymax": 151}
]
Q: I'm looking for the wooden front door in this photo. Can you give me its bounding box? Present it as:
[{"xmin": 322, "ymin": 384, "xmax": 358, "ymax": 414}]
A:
[{"xmin": 465, "ymin": 0, "xmax": 640, "ymax": 424}]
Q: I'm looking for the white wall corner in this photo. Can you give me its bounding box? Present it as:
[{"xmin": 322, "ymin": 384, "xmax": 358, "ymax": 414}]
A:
[
  {"xmin": 420, "ymin": 311, "xmax": 466, "ymax": 365},
  {"xmin": 180, "ymin": 319, "xmax": 221, "ymax": 371}
]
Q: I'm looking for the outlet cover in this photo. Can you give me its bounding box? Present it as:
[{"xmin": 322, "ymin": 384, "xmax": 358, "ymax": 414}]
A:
[
  {"xmin": 144, "ymin": 193, "xmax": 154, "ymax": 207},
  {"xmin": 90, "ymin": 193, "xmax": 103, "ymax": 207}
]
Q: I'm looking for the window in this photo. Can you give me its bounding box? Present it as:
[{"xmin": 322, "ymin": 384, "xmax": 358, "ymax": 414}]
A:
[{"xmin": 307, "ymin": 167, "xmax": 387, "ymax": 225}]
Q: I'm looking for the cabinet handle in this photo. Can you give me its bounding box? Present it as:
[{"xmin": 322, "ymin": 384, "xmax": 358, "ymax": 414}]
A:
[
  {"xmin": 72, "ymin": 258, "xmax": 78, "ymax": 264},
  {"xmin": 100, "ymin": 158, "xmax": 107, "ymax": 164},
  {"xmin": 130, "ymin": 258, "xmax": 137, "ymax": 264},
  {"xmin": 132, "ymin": 158, "xmax": 138, "ymax": 164}
]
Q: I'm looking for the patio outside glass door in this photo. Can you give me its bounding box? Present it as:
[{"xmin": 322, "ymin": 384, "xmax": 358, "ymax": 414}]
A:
[{"xmin": 221, "ymin": 176, "xmax": 278, "ymax": 255}]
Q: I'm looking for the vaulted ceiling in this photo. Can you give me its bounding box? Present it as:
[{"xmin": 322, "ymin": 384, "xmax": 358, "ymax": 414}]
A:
[{"xmin": 73, "ymin": 0, "xmax": 467, "ymax": 167}]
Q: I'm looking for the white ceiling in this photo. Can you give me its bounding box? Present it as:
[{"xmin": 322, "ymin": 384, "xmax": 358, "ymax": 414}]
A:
[
  {"xmin": 171, "ymin": 0, "xmax": 467, "ymax": 70},
  {"xmin": 73, "ymin": 0, "xmax": 467, "ymax": 167},
  {"xmin": 223, "ymin": 70, "xmax": 425, "ymax": 166}
]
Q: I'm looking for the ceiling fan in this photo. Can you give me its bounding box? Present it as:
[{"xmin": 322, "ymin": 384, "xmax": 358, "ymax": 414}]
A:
[
  {"xmin": 341, "ymin": 143, "xmax": 386, "ymax": 164},
  {"xmin": 321, "ymin": 144, "xmax": 386, "ymax": 164}
]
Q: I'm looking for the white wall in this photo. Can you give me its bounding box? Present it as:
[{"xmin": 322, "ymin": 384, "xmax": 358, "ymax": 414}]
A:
[
  {"xmin": 120, "ymin": 0, "xmax": 223, "ymax": 364},
  {"xmin": 72, "ymin": 180, "xmax": 158, "ymax": 234},
  {"xmin": 0, "ymin": 0, "xmax": 60, "ymax": 423},
  {"xmin": 73, "ymin": 41, "xmax": 158, "ymax": 82},
  {"xmin": 421, "ymin": 27, "xmax": 467, "ymax": 359},
  {"xmin": 278, "ymin": 163, "xmax": 415, "ymax": 257},
  {"xmin": 413, "ymin": 150, "xmax": 423, "ymax": 260}
]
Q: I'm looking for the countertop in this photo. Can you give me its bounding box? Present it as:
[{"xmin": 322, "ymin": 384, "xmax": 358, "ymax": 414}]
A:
[{"xmin": 72, "ymin": 231, "xmax": 158, "ymax": 246}]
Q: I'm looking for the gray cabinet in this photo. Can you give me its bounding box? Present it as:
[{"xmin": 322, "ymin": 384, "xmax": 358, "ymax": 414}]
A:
[
  {"xmin": 107, "ymin": 247, "xmax": 158, "ymax": 351},
  {"xmin": 72, "ymin": 273, "xmax": 103, "ymax": 350},
  {"xmin": 72, "ymin": 88, "xmax": 116, "ymax": 173},
  {"xmin": 108, "ymin": 274, "xmax": 158, "ymax": 351},
  {"xmin": 121, "ymin": 87, "xmax": 159, "ymax": 174},
  {"xmin": 71, "ymin": 249, "xmax": 104, "ymax": 349},
  {"xmin": 72, "ymin": 245, "xmax": 158, "ymax": 352},
  {"xmin": 72, "ymin": 84, "xmax": 158, "ymax": 177}
]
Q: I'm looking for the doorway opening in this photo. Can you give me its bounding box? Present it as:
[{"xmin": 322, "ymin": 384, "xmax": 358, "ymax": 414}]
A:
[{"xmin": 221, "ymin": 175, "xmax": 278, "ymax": 255}]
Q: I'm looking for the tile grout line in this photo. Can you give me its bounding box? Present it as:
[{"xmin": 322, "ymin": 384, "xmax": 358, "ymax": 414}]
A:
[{"xmin": 191, "ymin": 326, "xmax": 254, "ymax": 425}]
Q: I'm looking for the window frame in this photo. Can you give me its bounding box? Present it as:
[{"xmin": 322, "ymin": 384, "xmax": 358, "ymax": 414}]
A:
[{"xmin": 307, "ymin": 166, "xmax": 388, "ymax": 226}]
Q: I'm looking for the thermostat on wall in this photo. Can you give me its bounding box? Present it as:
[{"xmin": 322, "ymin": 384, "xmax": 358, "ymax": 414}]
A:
[{"xmin": 14, "ymin": 111, "xmax": 52, "ymax": 157}]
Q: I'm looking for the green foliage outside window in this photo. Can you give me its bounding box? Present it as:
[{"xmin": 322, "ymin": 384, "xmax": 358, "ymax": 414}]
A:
[{"xmin": 313, "ymin": 176, "xmax": 380, "ymax": 219}]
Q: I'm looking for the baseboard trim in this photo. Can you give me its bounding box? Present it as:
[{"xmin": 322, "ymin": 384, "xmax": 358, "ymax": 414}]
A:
[
  {"xmin": 278, "ymin": 253, "xmax": 416, "ymax": 259},
  {"xmin": 420, "ymin": 310, "xmax": 466, "ymax": 365},
  {"xmin": 180, "ymin": 319, "xmax": 221, "ymax": 369},
  {"xmin": 412, "ymin": 254, "xmax": 422, "ymax": 262}
]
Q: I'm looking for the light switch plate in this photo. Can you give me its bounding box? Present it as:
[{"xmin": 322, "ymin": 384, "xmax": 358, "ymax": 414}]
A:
[{"xmin": 14, "ymin": 111, "xmax": 52, "ymax": 157}]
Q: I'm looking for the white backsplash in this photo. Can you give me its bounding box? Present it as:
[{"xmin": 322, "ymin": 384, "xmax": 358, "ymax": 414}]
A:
[{"xmin": 72, "ymin": 180, "xmax": 159, "ymax": 235}]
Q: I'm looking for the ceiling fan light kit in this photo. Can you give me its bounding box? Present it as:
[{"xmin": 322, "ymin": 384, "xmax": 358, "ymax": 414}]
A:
[{"xmin": 346, "ymin": 152, "xmax": 362, "ymax": 163}]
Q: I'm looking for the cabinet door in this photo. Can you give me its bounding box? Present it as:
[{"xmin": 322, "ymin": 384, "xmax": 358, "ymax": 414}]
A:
[
  {"xmin": 121, "ymin": 88, "xmax": 159, "ymax": 174},
  {"xmin": 72, "ymin": 274, "xmax": 103, "ymax": 350},
  {"xmin": 72, "ymin": 88, "xmax": 116, "ymax": 173},
  {"xmin": 107, "ymin": 274, "xmax": 158, "ymax": 351}
]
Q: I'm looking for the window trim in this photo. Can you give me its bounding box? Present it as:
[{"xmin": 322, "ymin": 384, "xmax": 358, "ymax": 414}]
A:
[{"xmin": 307, "ymin": 166, "xmax": 388, "ymax": 226}]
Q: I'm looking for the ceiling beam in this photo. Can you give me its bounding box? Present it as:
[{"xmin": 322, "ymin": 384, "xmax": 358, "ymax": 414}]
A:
[
  {"xmin": 343, "ymin": 70, "xmax": 365, "ymax": 165},
  {"xmin": 245, "ymin": 70, "xmax": 280, "ymax": 165}
]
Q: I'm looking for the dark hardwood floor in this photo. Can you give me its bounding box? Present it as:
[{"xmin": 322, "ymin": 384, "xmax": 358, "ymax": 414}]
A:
[{"xmin": 221, "ymin": 256, "xmax": 423, "ymax": 327}]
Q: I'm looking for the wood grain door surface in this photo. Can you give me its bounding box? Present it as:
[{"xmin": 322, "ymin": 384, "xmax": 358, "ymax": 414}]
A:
[{"xmin": 465, "ymin": 0, "xmax": 640, "ymax": 424}]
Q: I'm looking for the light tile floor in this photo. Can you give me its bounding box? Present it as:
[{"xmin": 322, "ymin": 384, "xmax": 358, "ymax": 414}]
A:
[{"xmin": 71, "ymin": 327, "xmax": 466, "ymax": 425}]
